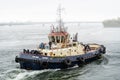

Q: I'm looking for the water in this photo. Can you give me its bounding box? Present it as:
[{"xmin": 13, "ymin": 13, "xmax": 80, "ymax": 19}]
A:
[{"xmin": 0, "ymin": 23, "xmax": 120, "ymax": 80}]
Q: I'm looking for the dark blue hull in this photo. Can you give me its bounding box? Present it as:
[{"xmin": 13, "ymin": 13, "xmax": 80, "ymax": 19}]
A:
[
  {"xmin": 19, "ymin": 55, "xmax": 101, "ymax": 70},
  {"xmin": 15, "ymin": 46, "xmax": 106, "ymax": 70}
]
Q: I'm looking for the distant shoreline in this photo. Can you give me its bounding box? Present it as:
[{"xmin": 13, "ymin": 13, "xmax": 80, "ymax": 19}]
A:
[
  {"xmin": 1, "ymin": 21, "xmax": 120, "ymax": 28},
  {"xmin": 0, "ymin": 22, "xmax": 102, "ymax": 26}
]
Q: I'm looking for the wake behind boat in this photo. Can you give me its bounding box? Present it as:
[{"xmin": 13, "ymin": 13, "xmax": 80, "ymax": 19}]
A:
[{"xmin": 15, "ymin": 6, "xmax": 106, "ymax": 70}]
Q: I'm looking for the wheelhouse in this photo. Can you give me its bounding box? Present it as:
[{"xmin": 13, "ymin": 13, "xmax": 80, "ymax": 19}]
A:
[{"xmin": 48, "ymin": 32, "xmax": 69, "ymax": 44}]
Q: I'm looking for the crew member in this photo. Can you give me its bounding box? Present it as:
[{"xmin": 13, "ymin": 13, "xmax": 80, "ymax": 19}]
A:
[{"xmin": 49, "ymin": 41, "xmax": 52, "ymax": 49}]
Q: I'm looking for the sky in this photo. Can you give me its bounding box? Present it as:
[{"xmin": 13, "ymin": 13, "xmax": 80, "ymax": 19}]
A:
[{"xmin": 0, "ymin": 0, "xmax": 120, "ymax": 22}]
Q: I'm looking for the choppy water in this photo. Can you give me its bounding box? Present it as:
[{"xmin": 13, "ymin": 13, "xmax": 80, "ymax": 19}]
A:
[{"xmin": 0, "ymin": 23, "xmax": 120, "ymax": 80}]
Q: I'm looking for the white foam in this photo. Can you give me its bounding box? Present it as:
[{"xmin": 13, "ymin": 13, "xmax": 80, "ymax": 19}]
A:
[{"xmin": 11, "ymin": 69, "xmax": 59, "ymax": 80}]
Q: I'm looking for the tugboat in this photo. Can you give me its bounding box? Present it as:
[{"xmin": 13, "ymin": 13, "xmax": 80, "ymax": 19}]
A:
[{"xmin": 15, "ymin": 6, "xmax": 106, "ymax": 70}]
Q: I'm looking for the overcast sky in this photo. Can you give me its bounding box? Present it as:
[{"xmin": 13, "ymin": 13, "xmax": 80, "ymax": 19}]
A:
[{"xmin": 0, "ymin": 0, "xmax": 120, "ymax": 22}]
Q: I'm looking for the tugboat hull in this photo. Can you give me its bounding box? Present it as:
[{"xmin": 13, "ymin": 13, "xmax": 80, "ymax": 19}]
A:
[{"xmin": 15, "ymin": 46, "xmax": 106, "ymax": 70}]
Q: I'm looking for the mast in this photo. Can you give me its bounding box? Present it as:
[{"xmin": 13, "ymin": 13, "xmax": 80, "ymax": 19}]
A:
[{"xmin": 58, "ymin": 4, "xmax": 62, "ymax": 32}]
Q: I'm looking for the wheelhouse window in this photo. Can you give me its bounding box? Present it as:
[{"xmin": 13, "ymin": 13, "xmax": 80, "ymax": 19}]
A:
[
  {"xmin": 49, "ymin": 36, "xmax": 55, "ymax": 43},
  {"xmin": 61, "ymin": 36, "xmax": 65, "ymax": 43},
  {"xmin": 56, "ymin": 36, "xmax": 60, "ymax": 43}
]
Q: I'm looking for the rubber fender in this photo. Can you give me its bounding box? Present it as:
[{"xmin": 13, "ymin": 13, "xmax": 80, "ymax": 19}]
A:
[
  {"xmin": 77, "ymin": 57, "xmax": 85, "ymax": 62},
  {"xmin": 100, "ymin": 45, "xmax": 106, "ymax": 54},
  {"xmin": 15, "ymin": 56, "xmax": 19, "ymax": 63},
  {"xmin": 63, "ymin": 59, "xmax": 72, "ymax": 66},
  {"xmin": 41, "ymin": 62, "xmax": 48, "ymax": 68}
]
